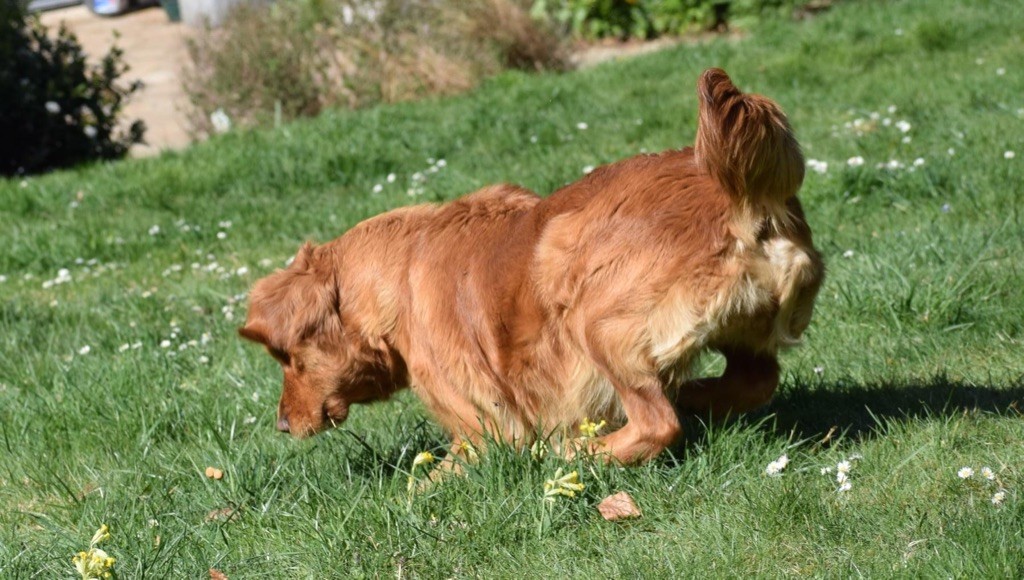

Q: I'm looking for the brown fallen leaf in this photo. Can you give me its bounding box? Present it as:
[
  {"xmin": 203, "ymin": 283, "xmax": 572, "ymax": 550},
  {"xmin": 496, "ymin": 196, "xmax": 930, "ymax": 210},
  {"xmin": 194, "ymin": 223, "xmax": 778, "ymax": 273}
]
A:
[
  {"xmin": 205, "ymin": 507, "xmax": 237, "ymax": 523},
  {"xmin": 204, "ymin": 466, "xmax": 224, "ymax": 480},
  {"xmin": 598, "ymin": 491, "xmax": 642, "ymax": 521},
  {"xmin": 209, "ymin": 568, "xmax": 228, "ymax": 580}
]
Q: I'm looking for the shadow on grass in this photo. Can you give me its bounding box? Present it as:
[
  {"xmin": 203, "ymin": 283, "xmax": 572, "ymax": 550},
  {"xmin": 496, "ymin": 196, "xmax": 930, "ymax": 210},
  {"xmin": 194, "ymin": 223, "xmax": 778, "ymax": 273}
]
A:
[
  {"xmin": 662, "ymin": 375, "xmax": 1024, "ymax": 462},
  {"xmin": 759, "ymin": 375, "xmax": 1024, "ymax": 441},
  {"xmin": 333, "ymin": 416, "xmax": 447, "ymax": 478}
]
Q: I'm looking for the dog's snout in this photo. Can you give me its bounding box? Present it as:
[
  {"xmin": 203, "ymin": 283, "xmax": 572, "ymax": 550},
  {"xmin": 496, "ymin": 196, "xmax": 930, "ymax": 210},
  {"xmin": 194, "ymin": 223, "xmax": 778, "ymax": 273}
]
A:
[{"xmin": 276, "ymin": 416, "xmax": 290, "ymax": 433}]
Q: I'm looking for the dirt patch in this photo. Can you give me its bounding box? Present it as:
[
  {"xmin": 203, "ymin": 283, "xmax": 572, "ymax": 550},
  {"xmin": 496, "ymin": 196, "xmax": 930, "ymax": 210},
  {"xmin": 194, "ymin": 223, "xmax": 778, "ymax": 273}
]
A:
[{"xmin": 571, "ymin": 30, "xmax": 744, "ymax": 69}]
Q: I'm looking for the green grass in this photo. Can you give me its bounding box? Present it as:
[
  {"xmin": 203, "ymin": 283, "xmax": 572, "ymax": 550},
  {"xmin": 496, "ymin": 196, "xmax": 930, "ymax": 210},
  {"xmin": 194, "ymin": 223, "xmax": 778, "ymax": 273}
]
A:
[{"xmin": 2, "ymin": 0, "xmax": 1023, "ymax": 576}]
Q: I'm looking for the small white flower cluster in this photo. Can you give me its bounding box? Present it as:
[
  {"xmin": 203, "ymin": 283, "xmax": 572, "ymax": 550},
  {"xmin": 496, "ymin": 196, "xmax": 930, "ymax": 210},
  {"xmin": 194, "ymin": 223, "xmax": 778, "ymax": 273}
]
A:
[
  {"xmin": 161, "ymin": 263, "xmax": 184, "ymax": 277},
  {"xmin": 216, "ymin": 219, "xmax": 232, "ymax": 240},
  {"xmin": 117, "ymin": 342, "xmax": 143, "ymax": 352},
  {"xmin": 42, "ymin": 268, "xmax": 73, "ymax": 289},
  {"xmin": 807, "ymin": 159, "xmax": 829, "ymax": 174},
  {"xmin": 174, "ymin": 219, "xmax": 201, "ymax": 234},
  {"xmin": 210, "ymin": 109, "xmax": 231, "ymax": 134},
  {"xmin": 392, "ymin": 158, "xmax": 446, "ymax": 197},
  {"xmin": 876, "ymin": 157, "xmax": 927, "ymax": 173},
  {"xmin": 957, "ymin": 465, "xmax": 1008, "ymax": 506},
  {"xmin": 221, "ymin": 292, "xmax": 247, "ymax": 322},
  {"xmin": 41, "ymin": 259, "xmax": 121, "ymax": 290},
  {"xmin": 765, "ymin": 453, "xmax": 790, "ymax": 476},
  {"xmin": 821, "ymin": 457, "xmax": 859, "ymax": 492},
  {"xmin": 157, "ymin": 320, "xmax": 213, "ymax": 361},
  {"xmin": 825, "ymin": 106, "xmax": 944, "ymax": 172},
  {"xmin": 838, "ymin": 106, "xmax": 908, "ymax": 139},
  {"xmin": 183, "ymin": 253, "xmax": 251, "ymax": 282}
]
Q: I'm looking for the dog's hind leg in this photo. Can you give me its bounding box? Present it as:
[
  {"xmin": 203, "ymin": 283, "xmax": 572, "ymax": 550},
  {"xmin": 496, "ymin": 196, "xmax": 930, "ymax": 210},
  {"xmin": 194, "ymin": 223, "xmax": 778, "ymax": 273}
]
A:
[
  {"xmin": 673, "ymin": 347, "xmax": 780, "ymax": 417},
  {"xmin": 574, "ymin": 319, "xmax": 682, "ymax": 464}
]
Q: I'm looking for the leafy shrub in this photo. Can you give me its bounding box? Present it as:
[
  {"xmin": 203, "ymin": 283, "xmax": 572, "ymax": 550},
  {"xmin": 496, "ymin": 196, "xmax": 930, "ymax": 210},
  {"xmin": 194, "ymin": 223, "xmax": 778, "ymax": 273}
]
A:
[
  {"xmin": 184, "ymin": 0, "xmax": 568, "ymax": 135},
  {"xmin": 532, "ymin": 0, "xmax": 818, "ymax": 40},
  {"xmin": 0, "ymin": 1, "xmax": 145, "ymax": 177}
]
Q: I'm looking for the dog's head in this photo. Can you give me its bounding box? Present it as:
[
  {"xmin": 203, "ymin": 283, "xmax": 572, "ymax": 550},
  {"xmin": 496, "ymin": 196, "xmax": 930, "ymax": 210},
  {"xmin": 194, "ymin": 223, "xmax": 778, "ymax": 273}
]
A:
[{"xmin": 239, "ymin": 243, "xmax": 404, "ymax": 437}]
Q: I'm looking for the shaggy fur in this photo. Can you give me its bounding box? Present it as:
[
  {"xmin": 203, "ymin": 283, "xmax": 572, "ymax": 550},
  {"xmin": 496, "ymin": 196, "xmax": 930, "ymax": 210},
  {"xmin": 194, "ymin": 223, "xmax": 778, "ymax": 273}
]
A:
[{"xmin": 240, "ymin": 68, "xmax": 824, "ymax": 464}]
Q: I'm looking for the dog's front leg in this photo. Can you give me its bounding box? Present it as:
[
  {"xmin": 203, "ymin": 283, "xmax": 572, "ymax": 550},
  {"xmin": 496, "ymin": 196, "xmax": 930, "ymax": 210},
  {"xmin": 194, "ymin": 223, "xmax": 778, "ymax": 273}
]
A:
[
  {"xmin": 589, "ymin": 378, "xmax": 681, "ymax": 464},
  {"xmin": 576, "ymin": 324, "xmax": 682, "ymax": 464},
  {"xmin": 674, "ymin": 347, "xmax": 780, "ymax": 417}
]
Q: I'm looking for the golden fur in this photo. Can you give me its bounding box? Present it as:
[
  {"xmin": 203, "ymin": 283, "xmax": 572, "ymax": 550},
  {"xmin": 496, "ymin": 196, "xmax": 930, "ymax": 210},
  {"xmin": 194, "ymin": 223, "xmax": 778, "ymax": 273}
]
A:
[{"xmin": 240, "ymin": 68, "xmax": 825, "ymax": 464}]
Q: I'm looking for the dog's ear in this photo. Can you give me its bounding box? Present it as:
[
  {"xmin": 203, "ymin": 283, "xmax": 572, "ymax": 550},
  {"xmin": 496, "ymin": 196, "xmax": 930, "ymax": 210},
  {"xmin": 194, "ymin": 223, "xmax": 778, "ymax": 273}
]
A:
[
  {"xmin": 240, "ymin": 243, "xmax": 341, "ymax": 354},
  {"xmin": 697, "ymin": 67, "xmax": 740, "ymax": 108},
  {"xmin": 239, "ymin": 320, "xmax": 292, "ymax": 364},
  {"xmin": 290, "ymin": 241, "xmax": 316, "ymax": 270},
  {"xmin": 238, "ymin": 323, "xmax": 271, "ymax": 345},
  {"xmin": 694, "ymin": 68, "xmax": 804, "ymax": 204}
]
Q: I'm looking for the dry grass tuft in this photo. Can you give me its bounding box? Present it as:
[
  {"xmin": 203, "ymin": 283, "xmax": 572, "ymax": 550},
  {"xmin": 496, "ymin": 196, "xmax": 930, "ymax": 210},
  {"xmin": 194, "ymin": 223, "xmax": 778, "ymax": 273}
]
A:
[{"xmin": 183, "ymin": 0, "xmax": 570, "ymax": 136}]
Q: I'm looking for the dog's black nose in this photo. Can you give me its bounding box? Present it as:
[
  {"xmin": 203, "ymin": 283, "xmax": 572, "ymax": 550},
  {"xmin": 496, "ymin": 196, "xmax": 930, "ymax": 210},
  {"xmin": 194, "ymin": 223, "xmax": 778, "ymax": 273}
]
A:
[{"xmin": 276, "ymin": 416, "xmax": 290, "ymax": 433}]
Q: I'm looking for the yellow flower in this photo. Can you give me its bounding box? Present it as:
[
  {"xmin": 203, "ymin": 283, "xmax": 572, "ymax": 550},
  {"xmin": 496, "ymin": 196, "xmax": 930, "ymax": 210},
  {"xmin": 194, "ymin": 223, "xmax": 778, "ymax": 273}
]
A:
[
  {"xmin": 72, "ymin": 525, "xmax": 115, "ymax": 580},
  {"xmin": 458, "ymin": 441, "xmax": 479, "ymax": 463},
  {"xmin": 579, "ymin": 417, "xmax": 607, "ymax": 438},
  {"xmin": 90, "ymin": 524, "xmax": 110, "ymax": 546},
  {"xmin": 412, "ymin": 451, "xmax": 435, "ymax": 468},
  {"xmin": 72, "ymin": 547, "xmax": 115, "ymax": 580},
  {"xmin": 544, "ymin": 468, "xmax": 585, "ymax": 501},
  {"xmin": 407, "ymin": 451, "xmax": 436, "ymax": 495}
]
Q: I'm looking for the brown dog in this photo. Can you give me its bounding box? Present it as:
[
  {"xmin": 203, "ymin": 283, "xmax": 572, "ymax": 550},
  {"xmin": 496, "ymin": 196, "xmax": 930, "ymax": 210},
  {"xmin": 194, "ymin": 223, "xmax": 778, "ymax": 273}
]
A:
[{"xmin": 240, "ymin": 68, "xmax": 824, "ymax": 465}]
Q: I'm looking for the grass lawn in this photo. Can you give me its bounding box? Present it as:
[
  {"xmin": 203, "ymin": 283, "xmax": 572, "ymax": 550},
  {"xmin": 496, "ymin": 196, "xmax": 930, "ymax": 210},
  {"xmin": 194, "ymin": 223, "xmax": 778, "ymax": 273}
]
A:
[{"xmin": 2, "ymin": 0, "xmax": 1023, "ymax": 576}]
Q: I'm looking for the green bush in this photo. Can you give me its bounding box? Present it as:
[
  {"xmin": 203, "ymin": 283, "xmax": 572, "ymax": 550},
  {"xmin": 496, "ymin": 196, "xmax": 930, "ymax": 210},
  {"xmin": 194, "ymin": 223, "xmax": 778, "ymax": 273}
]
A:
[
  {"xmin": 0, "ymin": 1, "xmax": 145, "ymax": 177},
  {"xmin": 531, "ymin": 0, "xmax": 816, "ymax": 39}
]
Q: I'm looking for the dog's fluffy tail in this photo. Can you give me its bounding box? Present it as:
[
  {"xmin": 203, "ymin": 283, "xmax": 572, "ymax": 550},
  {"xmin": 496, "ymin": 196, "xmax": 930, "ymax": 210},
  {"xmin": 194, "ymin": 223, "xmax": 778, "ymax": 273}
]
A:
[{"xmin": 694, "ymin": 69, "xmax": 804, "ymax": 206}]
